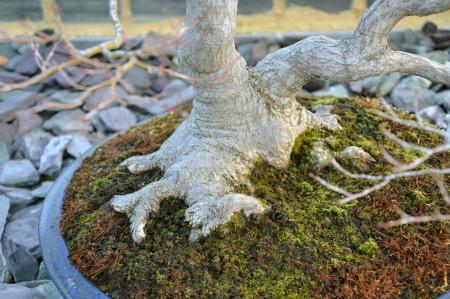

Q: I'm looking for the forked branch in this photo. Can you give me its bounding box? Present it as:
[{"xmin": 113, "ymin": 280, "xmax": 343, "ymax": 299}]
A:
[{"xmin": 255, "ymin": 0, "xmax": 450, "ymax": 98}]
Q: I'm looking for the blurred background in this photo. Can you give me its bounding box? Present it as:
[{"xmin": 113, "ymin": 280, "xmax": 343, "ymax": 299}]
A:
[{"xmin": 1, "ymin": 0, "xmax": 449, "ymax": 36}]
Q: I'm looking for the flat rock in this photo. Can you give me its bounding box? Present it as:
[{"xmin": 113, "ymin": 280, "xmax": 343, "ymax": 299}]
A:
[
  {"xmin": 391, "ymin": 76, "xmax": 436, "ymax": 112},
  {"xmin": 17, "ymin": 280, "xmax": 63, "ymax": 299},
  {"xmin": 2, "ymin": 238, "xmax": 38, "ymax": 282},
  {"xmin": 0, "ymin": 142, "xmax": 10, "ymax": 164},
  {"xmin": 153, "ymin": 85, "xmax": 195, "ymax": 115},
  {"xmin": 44, "ymin": 90, "xmax": 83, "ymax": 111},
  {"xmin": 31, "ymin": 181, "xmax": 54, "ymax": 199},
  {"xmin": 0, "ymin": 122, "xmax": 17, "ymax": 146},
  {"xmin": 54, "ymin": 67, "xmax": 86, "ymax": 88},
  {"xmin": 4, "ymin": 203, "xmax": 42, "ymax": 258},
  {"xmin": 313, "ymin": 84, "xmax": 351, "ymax": 98},
  {"xmin": 0, "ymin": 160, "xmax": 40, "ymax": 187},
  {"xmin": 2, "ymin": 188, "xmax": 34, "ymax": 213},
  {"xmin": 43, "ymin": 109, "xmax": 93, "ymax": 135},
  {"xmin": 17, "ymin": 130, "xmax": 53, "ymax": 167},
  {"xmin": 390, "ymin": 89, "xmax": 437, "ymax": 112},
  {"xmin": 98, "ymin": 106, "xmax": 137, "ymax": 132},
  {"xmin": 0, "ymin": 91, "xmax": 39, "ymax": 122},
  {"xmin": 124, "ymin": 67, "xmax": 152, "ymax": 90},
  {"xmin": 0, "ymin": 283, "xmax": 46, "ymax": 299},
  {"xmin": 39, "ymin": 136, "xmax": 72, "ymax": 177},
  {"xmin": 83, "ymin": 86, "xmax": 127, "ymax": 111},
  {"xmin": 14, "ymin": 112, "xmax": 43, "ymax": 135},
  {"xmin": 14, "ymin": 50, "xmax": 39, "ymax": 75},
  {"xmin": 67, "ymin": 135, "xmax": 91, "ymax": 158},
  {"xmin": 0, "ymin": 70, "xmax": 27, "ymax": 84},
  {"xmin": 124, "ymin": 95, "xmax": 161, "ymax": 115},
  {"xmin": 436, "ymin": 90, "xmax": 450, "ymax": 112}
]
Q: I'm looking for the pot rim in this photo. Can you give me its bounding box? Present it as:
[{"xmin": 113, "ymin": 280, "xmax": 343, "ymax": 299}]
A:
[{"xmin": 39, "ymin": 140, "xmax": 110, "ymax": 299}]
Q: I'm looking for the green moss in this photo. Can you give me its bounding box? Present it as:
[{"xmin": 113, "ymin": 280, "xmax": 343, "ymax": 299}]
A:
[
  {"xmin": 357, "ymin": 238, "xmax": 379, "ymax": 258},
  {"xmin": 62, "ymin": 100, "xmax": 449, "ymax": 299}
]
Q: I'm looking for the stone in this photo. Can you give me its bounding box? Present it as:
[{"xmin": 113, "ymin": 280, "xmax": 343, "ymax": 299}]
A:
[
  {"xmin": 360, "ymin": 76, "xmax": 384, "ymax": 95},
  {"xmin": 17, "ymin": 129, "xmax": 53, "ymax": 167},
  {"xmin": 393, "ymin": 75, "xmax": 432, "ymax": 92},
  {"xmin": 44, "ymin": 90, "xmax": 83, "ymax": 111},
  {"xmin": 83, "ymin": 86, "xmax": 127, "ymax": 111},
  {"xmin": 0, "ymin": 122, "xmax": 17, "ymax": 146},
  {"xmin": 390, "ymin": 89, "xmax": 437, "ymax": 112},
  {"xmin": 378, "ymin": 73, "xmax": 403, "ymax": 96},
  {"xmin": 0, "ymin": 91, "xmax": 39, "ymax": 122},
  {"xmin": 39, "ymin": 136, "xmax": 73, "ymax": 177},
  {"xmin": 162, "ymin": 79, "xmax": 189, "ymax": 95},
  {"xmin": 0, "ymin": 70, "xmax": 27, "ymax": 84},
  {"xmin": 422, "ymin": 50, "xmax": 449, "ymax": 64},
  {"xmin": 151, "ymin": 74, "xmax": 170, "ymax": 94},
  {"xmin": 124, "ymin": 95, "xmax": 162, "ymax": 115},
  {"xmin": 0, "ymin": 142, "xmax": 10, "ymax": 164},
  {"xmin": 98, "ymin": 107, "xmax": 137, "ymax": 132},
  {"xmin": 314, "ymin": 105, "xmax": 343, "ymax": 131},
  {"xmin": 31, "ymin": 181, "xmax": 53, "ymax": 199},
  {"xmin": 141, "ymin": 32, "xmax": 178, "ymax": 57},
  {"xmin": 37, "ymin": 263, "xmax": 49, "ymax": 280},
  {"xmin": 418, "ymin": 106, "xmax": 447, "ymax": 128},
  {"xmin": 80, "ymin": 72, "xmax": 112, "ymax": 87},
  {"xmin": 2, "ymin": 238, "xmax": 38, "ymax": 282},
  {"xmin": 14, "ymin": 112, "xmax": 43, "ymax": 136},
  {"xmin": 2, "ymin": 188, "xmax": 34, "ymax": 213},
  {"xmin": 3, "ymin": 55, "xmax": 21, "ymax": 72},
  {"xmin": 436, "ymin": 90, "xmax": 450, "ymax": 112},
  {"xmin": 67, "ymin": 135, "xmax": 91, "ymax": 158},
  {"xmin": 336, "ymin": 146, "xmax": 375, "ymax": 172},
  {"xmin": 14, "ymin": 50, "xmax": 39, "ymax": 75},
  {"xmin": 43, "ymin": 109, "xmax": 93, "ymax": 135},
  {"xmin": 310, "ymin": 140, "xmax": 333, "ymax": 170},
  {"xmin": 54, "ymin": 67, "xmax": 86, "ymax": 88},
  {"xmin": 17, "ymin": 280, "xmax": 63, "ymax": 299},
  {"xmin": 155, "ymin": 85, "xmax": 195, "ymax": 115},
  {"xmin": 0, "ymin": 283, "xmax": 46, "ymax": 299},
  {"xmin": 124, "ymin": 67, "xmax": 152, "ymax": 90},
  {"xmin": 0, "ymin": 160, "xmax": 40, "ymax": 187},
  {"xmin": 4, "ymin": 203, "xmax": 42, "ymax": 258},
  {"xmin": 313, "ymin": 84, "xmax": 351, "ymax": 98},
  {"xmin": 391, "ymin": 76, "xmax": 436, "ymax": 112}
]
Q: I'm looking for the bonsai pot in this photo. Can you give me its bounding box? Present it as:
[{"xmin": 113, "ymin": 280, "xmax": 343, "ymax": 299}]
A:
[{"xmin": 39, "ymin": 102, "xmax": 450, "ymax": 298}]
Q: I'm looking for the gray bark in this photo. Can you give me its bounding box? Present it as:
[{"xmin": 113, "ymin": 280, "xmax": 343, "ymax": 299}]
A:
[{"xmin": 111, "ymin": 0, "xmax": 450, "ymax": 243}]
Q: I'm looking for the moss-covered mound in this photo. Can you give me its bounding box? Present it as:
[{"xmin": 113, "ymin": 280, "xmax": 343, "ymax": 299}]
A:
[{"xmin": 62, "ymin": 98, "xmax": 449, "ymax": 299}]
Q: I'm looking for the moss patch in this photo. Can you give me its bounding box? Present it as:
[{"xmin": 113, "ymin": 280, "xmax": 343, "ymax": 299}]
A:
[{"xmin": 62, "ymin": 98, "xmax": 449, "ymax": 299}]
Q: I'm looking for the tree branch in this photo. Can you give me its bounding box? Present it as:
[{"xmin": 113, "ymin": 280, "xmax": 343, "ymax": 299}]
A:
[{"xmin": 255, "ymin": 0, "xmax": 450, "ymax": 98}]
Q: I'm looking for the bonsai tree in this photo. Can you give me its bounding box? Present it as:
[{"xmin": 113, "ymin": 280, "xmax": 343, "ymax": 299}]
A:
[{"xmin": 110, "ymin": 0, "xmax": 450, "ymax": 243}]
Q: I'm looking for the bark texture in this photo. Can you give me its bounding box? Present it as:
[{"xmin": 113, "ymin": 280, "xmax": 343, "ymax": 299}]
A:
[{"xmin": 111, "ymin": 0, "xmax": 450, "ymax": 243}]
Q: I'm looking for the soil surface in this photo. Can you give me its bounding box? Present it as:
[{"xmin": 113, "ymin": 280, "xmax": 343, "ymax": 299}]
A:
[{"xmin": 62, "ymin": 97, "xmax": 449, "ymax": 299}]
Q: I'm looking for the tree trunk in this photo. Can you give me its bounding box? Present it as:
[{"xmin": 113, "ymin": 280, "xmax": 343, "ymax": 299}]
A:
[{"xmin": 111, "ymin": 0, "xmax": 450, "ymax": 243}]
